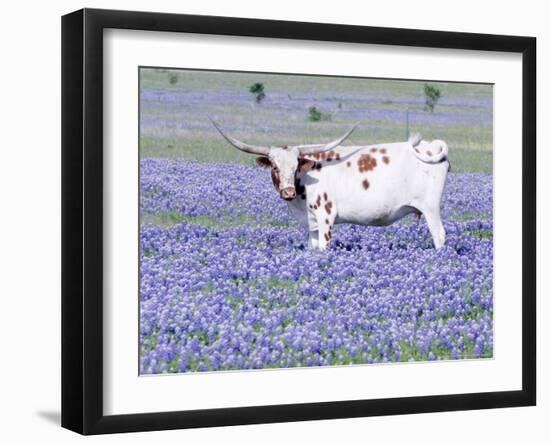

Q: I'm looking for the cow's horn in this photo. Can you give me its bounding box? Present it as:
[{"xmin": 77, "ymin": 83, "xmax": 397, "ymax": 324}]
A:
[
  {"xmin": 209, "ymin": 117, "xmax": 270, "ymax": 156},
  {"xmin": 296, "ymin": 124, "xmax": 358, "ymax": 155}
]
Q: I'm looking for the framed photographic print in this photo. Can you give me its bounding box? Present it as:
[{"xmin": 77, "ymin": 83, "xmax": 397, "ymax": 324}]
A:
[{"xmin": 61, "ymin": 8, "xmax": 536, "ymax": 435}]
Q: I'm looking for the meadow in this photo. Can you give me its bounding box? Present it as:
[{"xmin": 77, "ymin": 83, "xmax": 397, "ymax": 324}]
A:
[{"xmin": 139, "ymin": 68, "xmax": 493, "ymax": 374}]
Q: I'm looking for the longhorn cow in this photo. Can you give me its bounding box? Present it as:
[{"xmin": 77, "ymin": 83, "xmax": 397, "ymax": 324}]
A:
[{"xmin": 210, "ymin": 119, "xmax": 449, "ymax": 251}]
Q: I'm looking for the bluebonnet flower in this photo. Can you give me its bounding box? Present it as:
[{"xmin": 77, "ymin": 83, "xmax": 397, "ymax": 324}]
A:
[{"xmin": 139, "ymin": 160, "xmax": 493, "ymax": 374}]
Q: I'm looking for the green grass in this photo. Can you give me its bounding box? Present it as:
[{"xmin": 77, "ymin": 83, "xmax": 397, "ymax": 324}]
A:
[
  {"xmin": 448, "ymin": 148, "xmax": 492, "ymax": 174},
  {"xmin": 141, "ymin": 210, "xmax": 291, "ymax": 228},
  {"xmin": 141, "ymin": 211, "xmax": 220, "ymax": 227},
  {"xmin": 141, "ymin": 134, "xmax": 492, "ymax": 173},
  {"xmin": 140, "ymin": 68, "xmax": 492, "ymax": 98},
  {"xmin": 140, "ymin": 68, "xmax": 492, "ymax": 173},
  {"xmin": 465, "ymin": 227, "xmax": 493, "ymax": 240}
]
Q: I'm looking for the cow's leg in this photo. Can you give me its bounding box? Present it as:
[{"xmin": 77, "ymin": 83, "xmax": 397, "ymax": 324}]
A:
[
  {"xmin": 317, "ymin": 225, "xmax": 331, "ymax": 251},
  {"xmin": 422, "ymin": 207, "xmax": 445, "ymax": 249},
  {"xmin": 316, "ymin": 204, "xmax": 336, "ymax": 252},
  {"xmin": 307, "ymin": 231, "xmax": 319, "ymax": 249}
]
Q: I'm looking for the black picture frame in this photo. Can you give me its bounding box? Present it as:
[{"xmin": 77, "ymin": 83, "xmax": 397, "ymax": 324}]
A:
[{"xmin": 61, "ymin": 8, "xmax": 536, "ymax": 435}]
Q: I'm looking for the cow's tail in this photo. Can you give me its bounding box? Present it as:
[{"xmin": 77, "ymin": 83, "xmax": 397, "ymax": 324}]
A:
[{"xmin": 409, "ymin": 133, "xmax": 448, "ymax": 164}]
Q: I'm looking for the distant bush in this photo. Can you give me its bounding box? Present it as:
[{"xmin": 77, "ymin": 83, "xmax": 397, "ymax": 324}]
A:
[
  {"xmin": 308, "ymin": 106, "xmax": 332, "ymax": 122},
  {"xmin": 249, "ymin": 83, "xmax": 266, "ymax": 104},
  {"xmin": 424, "ymin": 83, "xmax": 441, "ymax": 112},
  {"xmin": 169, "ymin": 73, "xmax": 179, "ymax": 85}
]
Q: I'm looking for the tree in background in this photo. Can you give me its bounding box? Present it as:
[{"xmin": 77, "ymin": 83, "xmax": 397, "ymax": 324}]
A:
[
  {"xmin": 249, "ymin": 83, "xmax": 266, "ymax": 104},
  {"xmin": 424, "ymin": 83, "xmax": 442, "ymax": 112}
]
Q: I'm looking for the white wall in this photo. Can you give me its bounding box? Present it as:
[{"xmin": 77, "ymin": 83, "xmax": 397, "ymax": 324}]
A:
[{"xmin": 0, "ymin": 0, "xmax": 546, "ymax": 441}]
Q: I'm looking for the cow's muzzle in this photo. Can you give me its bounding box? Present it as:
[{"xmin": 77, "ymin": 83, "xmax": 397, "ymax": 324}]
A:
[{"xmin": 280, "ymin": 187, "xmax": 296, "ymax": 201}]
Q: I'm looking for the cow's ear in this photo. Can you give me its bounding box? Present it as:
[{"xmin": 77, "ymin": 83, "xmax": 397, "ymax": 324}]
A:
[
  {"xmin": 256, "ymin": 157, "xmax": 271, "ymax": 168},
  {"xmin": 298, "ymin": 158, "xmax": 315, "ymax": 171}
]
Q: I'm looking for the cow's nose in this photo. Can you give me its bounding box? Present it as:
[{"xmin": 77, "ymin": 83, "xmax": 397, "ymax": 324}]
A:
[{"xmin": 281, "ymin": 187, "xmax": 296, "ymax": 200}]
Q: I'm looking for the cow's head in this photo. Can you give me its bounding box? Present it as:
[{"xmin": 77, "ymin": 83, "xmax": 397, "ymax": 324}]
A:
[{"xmin": 210, "ymin": 118, "xmax": 356, "ymax": 201}]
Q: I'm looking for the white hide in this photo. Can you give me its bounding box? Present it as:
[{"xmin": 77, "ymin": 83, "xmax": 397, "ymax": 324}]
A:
[
  {"xmin": 288, "ymin": 138, "xmax": 450, "ymax": 251},
  {"xmin": 268, "ymin": 147, "xmax": 300, "ymax": 191}
]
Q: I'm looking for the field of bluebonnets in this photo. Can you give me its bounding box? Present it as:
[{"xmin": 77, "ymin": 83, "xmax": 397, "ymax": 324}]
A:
[{"xmin": 139, "ymin": 69, "xmax": 493, "ymax": 374}]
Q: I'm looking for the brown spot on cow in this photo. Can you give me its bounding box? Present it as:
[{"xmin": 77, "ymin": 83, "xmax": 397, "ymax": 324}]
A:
[
  {"xmin": 270, "ymin": 168, "xmax": 281, "ymax": 190},
  {"xmin": 316, "ymin": 195, "xmax": 322, "ymax": 207},
  {"xmin": 382, "ymin": 156, "xmax": 390, "ymax": 165},
  {"xmin": 335, "ymin": 153, "xmax": 340, "ymax": 160},
  {"xmin": 323, "ymin": 192, "xmax": 328, "ymax": 201},
  {"xmin": 426, "ymin": 150, "xmax": 432, "ymax": 157},
  {"xmin": 380, "ymin": 148, "xmax": 387, "ymax": 154},
  {"xmin": 358, "ymin": 154, "xmax": 377, "ymax": 173},
  {"xmin": 362, "ymin": 179, "xmax": 370, "ymax": 190},
  {"xmin": 414, "ymin": 148, "xmax": 420, "ymax": 154},
  {"xmin": 325, "ymin": 219, "xmax": 329, "ymax": 224},
  {"xmin": 298, "ymin": 157, "xmax": 315, "ymax": 172},
  {"xmin": 256, "ymin": 157, "xmax": 271, "ymax": 168},
  {"xmin": 370, "ymin": 147, "xmax": 378, "ymax": 153},
  {"xmin": 324, "ymin": 233, "xmax": 329, "ymax": 241},
  {"xmin": 347, "ymin": 161, "xmax": 351, "ymax": 167},
  {"xmin": 324, "ymin": 201, "xmax": 333, "ymax": 215}
]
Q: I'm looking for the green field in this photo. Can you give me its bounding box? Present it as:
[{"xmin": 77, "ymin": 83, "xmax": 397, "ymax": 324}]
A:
[{"xmin": 140, "ymin": 68, "xmax": 493, "ymax": 173}]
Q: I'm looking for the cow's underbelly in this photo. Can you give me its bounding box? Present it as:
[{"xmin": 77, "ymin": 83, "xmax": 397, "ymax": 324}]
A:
[
  {"xmin": 331, "ymin": 168, "xmax": 419, "ymax": 226},
  {"xmin": 335, "ymin": 204, "xmax": 417, "ymax": 226}
]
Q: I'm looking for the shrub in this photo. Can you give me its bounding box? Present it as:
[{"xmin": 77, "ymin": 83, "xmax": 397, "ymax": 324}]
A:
[
  {"xmin": 169, "ymin": 73, "xmax": 178, "ymax": 85},
  {"xmin": 308, "ymin": 106, "xmax": 331, "ymax": 122},
  {"xmin": 424, "ymin": 83, "xmax": 441, "ymax": 112},
  {"xmin": 249, "ymin": 83, "xmax": 266, "ymax": 104}
]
